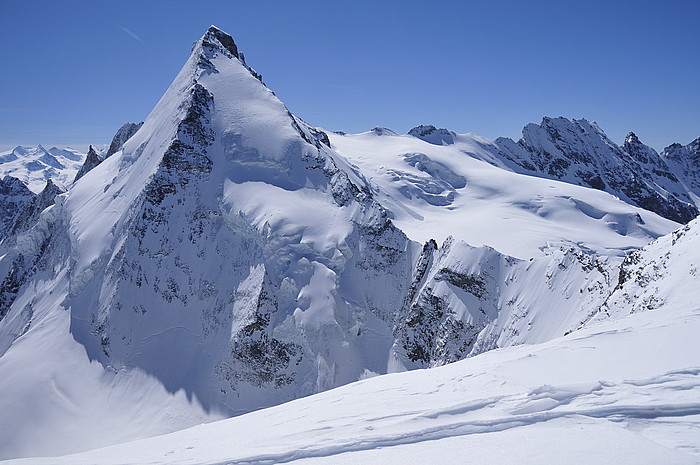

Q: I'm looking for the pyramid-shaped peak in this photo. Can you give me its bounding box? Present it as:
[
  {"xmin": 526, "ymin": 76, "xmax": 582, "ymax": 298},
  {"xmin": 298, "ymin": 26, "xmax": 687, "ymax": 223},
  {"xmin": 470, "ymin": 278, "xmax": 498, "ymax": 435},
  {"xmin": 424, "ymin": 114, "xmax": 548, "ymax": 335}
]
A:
[
  {"xmin": 192, "ymin": 25, "xmax": 262, "ymax": 82},
  {"xmin": 201, "ymin": 25, "xmax": 241, "ymax": 59}
]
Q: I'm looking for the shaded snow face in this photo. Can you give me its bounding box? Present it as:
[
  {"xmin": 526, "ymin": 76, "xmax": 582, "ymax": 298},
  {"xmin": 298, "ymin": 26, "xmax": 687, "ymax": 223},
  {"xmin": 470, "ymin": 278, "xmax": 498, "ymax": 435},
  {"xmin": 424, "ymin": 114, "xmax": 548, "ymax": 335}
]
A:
[{"xmin": 13, "ymin": 237, "xmax": 700, "ymax": 464}]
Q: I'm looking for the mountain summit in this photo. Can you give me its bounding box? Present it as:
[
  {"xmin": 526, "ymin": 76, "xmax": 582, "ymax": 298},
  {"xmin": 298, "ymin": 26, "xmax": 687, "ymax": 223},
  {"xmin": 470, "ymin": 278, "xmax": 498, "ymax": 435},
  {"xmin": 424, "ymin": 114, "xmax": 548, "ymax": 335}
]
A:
[
  {"xmin": 0, "ymin": 26, "xmax": 418, "ymax": 457},
  {"xmin": 63, "ymin": 23, "xmax": 416, "ymax": 409}
]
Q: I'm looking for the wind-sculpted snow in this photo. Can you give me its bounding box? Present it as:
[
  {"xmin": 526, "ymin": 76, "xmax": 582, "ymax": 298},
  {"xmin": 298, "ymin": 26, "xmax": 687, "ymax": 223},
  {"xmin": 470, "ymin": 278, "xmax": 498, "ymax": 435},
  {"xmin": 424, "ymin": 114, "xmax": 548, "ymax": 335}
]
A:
[
  {"xmin": 6, "ymin": 296, "xmax": 699, "ymax": 464},
  {"xmin": 386, "ymin": 153, "xmax": 467, "ymax": 207}
]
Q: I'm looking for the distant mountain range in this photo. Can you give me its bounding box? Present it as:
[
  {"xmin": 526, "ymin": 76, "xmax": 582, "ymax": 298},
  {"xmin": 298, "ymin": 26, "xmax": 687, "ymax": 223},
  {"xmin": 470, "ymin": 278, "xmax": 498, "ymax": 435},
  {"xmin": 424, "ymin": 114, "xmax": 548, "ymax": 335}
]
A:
[{"xmin": 0, "ymin": 145, "xmax": 84, "ymax": 193}]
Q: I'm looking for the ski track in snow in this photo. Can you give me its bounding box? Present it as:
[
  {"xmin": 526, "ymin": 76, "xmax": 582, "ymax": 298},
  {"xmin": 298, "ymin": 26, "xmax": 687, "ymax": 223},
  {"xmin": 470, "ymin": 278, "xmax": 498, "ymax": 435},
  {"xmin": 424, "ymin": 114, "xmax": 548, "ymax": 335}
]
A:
[{"xmin": 220, "ymin": 371, "xmax": 700, "ymax": 465}]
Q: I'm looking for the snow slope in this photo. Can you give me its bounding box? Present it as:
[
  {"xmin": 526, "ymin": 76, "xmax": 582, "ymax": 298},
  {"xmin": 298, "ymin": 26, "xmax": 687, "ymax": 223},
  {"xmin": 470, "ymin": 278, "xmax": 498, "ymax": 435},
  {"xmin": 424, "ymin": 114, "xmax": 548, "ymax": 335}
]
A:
[
  {"xmin": 6, "ymin": 217, "xmax": 699, "ymax": 464},
  {"xmin": 329, "ymin": 129, "xmax": 678, "ymax": 259}
]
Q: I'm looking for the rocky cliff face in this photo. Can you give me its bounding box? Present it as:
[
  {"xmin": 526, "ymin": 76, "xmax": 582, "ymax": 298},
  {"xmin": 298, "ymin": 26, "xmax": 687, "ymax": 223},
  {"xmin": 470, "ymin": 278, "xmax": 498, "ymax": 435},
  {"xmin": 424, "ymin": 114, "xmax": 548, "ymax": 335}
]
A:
[
  {"xmin": 0, "ymin": 177, "xmax": 65, "ymax": 320},
  {"xmin": 0, "ymin": 177, "xmax": 65, "ymax": 245},
  {"xmin": 0, "ymin": 176, "xmax": 35, "ymax": 243},
  {"xmin": 393, "ymin": 236, "xmax": 618, "ymax": 368},
  {"xmin": 73, "ymin": 145, "xmax": 103, "ymax": 182},
  {"xmin": 662, "ymin": 137, "xmax": 700, "ymax": 195},
  {"xmin": 105, "ymin": 122, "xmax": 144, "ymax": 159},
  {"xmin": 495, "ymin": 117, "xmax": 698, "ymax": 223},
  {"xmin": 597, "ymin": 216, "xmax": 700, "ymax": 319}
]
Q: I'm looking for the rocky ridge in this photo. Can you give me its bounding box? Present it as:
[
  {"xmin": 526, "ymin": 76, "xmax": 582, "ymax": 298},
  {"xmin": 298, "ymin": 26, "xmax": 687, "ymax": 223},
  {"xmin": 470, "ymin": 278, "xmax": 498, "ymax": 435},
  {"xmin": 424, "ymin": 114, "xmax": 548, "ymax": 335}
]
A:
[{"xmin": 494, "ymin": 117, "xmax": 699, "ymax": 223}]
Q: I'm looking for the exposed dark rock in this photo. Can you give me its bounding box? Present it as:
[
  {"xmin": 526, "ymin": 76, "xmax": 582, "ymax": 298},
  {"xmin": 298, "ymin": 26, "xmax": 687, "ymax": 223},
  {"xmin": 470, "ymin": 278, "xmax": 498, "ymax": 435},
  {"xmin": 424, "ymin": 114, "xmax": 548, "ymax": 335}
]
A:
[
  {"xmin": 73, "ymin": 145, "xmax": 103, "ymax": 182},
  {"xmin": 106, "ymin": 122, "xmax": 143, "ymax": 158},
  {"xmin": 662, "ymin": 136, "xmax": 700, "ymax": 195},
  {"xmin": 200, "ymin": 25, "xmax": 263, "ymax": 82},
  {"xmin": 408, "ymin": 125, "xmax": 456, "ymax": 145},
  {"xmin": 218, "ymin": 276, "xmax": 302, "ymax": 389},
  {"xmin": 495, "ymin": 117, "xmax": 698, "ymax": 223},
  {"xmin": 0, "ymin": 176, "xmax": 35, "ymax": 242}
]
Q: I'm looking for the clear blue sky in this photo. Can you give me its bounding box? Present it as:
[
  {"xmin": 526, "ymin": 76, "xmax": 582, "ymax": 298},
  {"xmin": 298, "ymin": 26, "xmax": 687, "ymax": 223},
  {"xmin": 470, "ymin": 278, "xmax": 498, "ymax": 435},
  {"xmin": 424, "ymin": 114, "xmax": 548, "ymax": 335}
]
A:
[{"xmin": 1, "ymin": 0, "xmax": 698, "ymax": 152}]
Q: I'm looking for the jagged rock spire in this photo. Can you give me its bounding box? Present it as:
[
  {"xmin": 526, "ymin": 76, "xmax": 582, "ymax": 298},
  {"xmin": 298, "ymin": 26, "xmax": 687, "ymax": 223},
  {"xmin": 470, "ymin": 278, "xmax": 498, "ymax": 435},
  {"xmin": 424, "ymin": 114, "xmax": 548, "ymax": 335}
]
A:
[
  {"xmin": 73, "ymin": 145, "xmax": 102, "ymax": 183},
  {"xmin": 106, "ymin": 122, "xmax": 143, "ymax": 158}
]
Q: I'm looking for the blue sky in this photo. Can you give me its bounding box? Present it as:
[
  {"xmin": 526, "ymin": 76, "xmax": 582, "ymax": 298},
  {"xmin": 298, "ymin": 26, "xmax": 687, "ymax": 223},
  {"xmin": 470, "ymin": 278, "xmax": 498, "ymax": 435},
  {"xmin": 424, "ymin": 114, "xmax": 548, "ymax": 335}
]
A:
[{"xmin": 0, "ymin": 0, "xmax": 698, "ymax": 152}]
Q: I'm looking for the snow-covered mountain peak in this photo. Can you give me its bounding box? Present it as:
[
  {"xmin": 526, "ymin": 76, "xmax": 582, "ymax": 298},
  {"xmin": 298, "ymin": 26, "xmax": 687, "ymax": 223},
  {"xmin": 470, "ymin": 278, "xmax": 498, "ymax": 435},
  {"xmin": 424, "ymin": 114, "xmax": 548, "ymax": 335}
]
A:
[
  {"xmin": 105, "ymin": 122, "xmax": 143, "ymax": 159},
  {"xmin": 661, "ymin": 136, "xmax": 700, "ymax": 197},
  {"xmin": 73, "ymin": 145, "xmax": 102, "ymax": 182},
  {"xmin": 194, "ymin": 25, "xmax": 263, "ymax": 82},
  {"xmin": 18, "ymin": 25, "xmax": 414, "ymax": 429},
  {"xmin": 496, "ymin": 116, "xmax": 698, "ymax": 223},
  {"xmin": 201, "ymin": 25, "xmax": 241, "ymax": 58},
  {"xmin": 625, "ymin": 131, "xmax": 640, "ymax": 144},
  {"xmin": 522, "ymin": 117, "xmax": 612, "ymax": 150},
  {"xmin": 0, "ymin": 145, "xmax": 85, "ymax": 192},
  {"xmin": 622, "ymin": 131, "xmax": 660, "ymax": 166},
  {"xmin": 663, "ymin": 136, "xmax": 700, "ymax": 163}
]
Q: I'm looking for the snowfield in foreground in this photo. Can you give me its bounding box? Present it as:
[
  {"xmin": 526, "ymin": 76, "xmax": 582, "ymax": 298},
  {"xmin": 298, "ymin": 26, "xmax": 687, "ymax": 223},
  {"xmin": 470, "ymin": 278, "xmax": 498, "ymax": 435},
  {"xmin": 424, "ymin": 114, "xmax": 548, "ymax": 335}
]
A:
[{"xmin": 5, "ymin": 300, "xmax": 699, "ymax": 465}]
